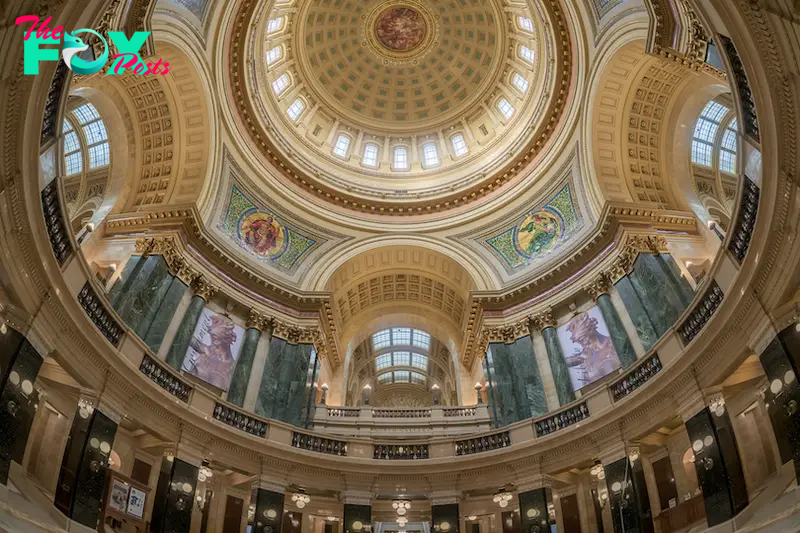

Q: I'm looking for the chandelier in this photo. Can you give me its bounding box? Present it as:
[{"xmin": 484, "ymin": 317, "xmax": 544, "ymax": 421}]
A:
[
  {"xmin": 393, "ymin": 499, "xmax": 411, "ymax": 525},
  {"xmin": 198, "ymin": 461, "xmax": 214, "ymax": 482},
  {"xmin": 590, "ymin": 462, "xmax": 605, "ymax": 480},
  {"xmin": 493, "ymin": 490, "xmax": 512, "ymax": 508},
  {"xmin": 292, "ymin": 491, "xmax": 311, "ymax": 508}
]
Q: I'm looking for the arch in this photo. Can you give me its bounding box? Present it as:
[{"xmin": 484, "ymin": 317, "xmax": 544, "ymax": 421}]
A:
[
  {"xmin": 392, "ymin": 145, "xmax": 409, "ymax": 171},
  {"xmin": 361, "ymin": 142, "xmax": 380, "ymax": 167}
]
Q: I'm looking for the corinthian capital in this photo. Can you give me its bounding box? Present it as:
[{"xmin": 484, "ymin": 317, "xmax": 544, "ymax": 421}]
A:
[
  {"xmin": 191, "ymin": 276, "xmax": 218, "ymax": 302},
  {"xmin": 585, "ymin": 274, "xmax": 611, "ymax": 301},
  {"xmin": 531, "ymin": 309, "xmax": 556, "ymax": 331}
]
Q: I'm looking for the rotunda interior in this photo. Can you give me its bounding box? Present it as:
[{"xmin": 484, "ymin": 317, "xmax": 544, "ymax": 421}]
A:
[{"xmin": 1, "ymin": 0, "xmax": 800, "ymax": 532}]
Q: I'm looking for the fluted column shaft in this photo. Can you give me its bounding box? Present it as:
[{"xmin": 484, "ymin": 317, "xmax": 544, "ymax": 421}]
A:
[{"xmin": 164, "ymin": 278, "xmax": 217, "ymax": 371}]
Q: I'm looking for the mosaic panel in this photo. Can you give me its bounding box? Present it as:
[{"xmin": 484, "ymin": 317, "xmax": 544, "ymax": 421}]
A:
[
  {"xmin": 216, "ymin": 183, "xmax": 326, "ymax": 275},
  {"xmin": 170, "ymin": 0, "xmax": 208, "ymax": 21},
  {"xmin": 482, "ymin": 183, "xmax": 583, "ymax": 273}
]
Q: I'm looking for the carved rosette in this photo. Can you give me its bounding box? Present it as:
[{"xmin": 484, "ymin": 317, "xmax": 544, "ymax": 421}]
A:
[
  {"xmin": 530, "ymin": 309, "xmax": 556, "ymax": 332},
  {"xmin": 191, "ymin": 276, "xmax": 218, "ymax": 302},
  {"xmin": 585, "ymin": 274, "xmax": 611, "ymax": 301}
]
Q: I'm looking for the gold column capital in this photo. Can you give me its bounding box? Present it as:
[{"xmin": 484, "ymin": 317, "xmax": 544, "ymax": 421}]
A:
[
  {"xmin": 191, "ymin": 276, "xmax": 218, "ymax": 302},
  {"xmin": 246, "ymin": 309, "xmax": 275, "ymax": 333},
  {"xmin": 585, "ymin": 274, "xmax": 611, "ymax": 301},
  {"xmin": 530, "ymin": 309, "xmax": 556, "ymax": 331}
]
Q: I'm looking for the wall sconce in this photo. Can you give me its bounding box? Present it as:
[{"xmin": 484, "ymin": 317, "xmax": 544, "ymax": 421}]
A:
[
  {"xmin": 321, "ymin": 383, "xmax": 329, "ymax": 405},
  {"xmin": 432, "ymin": 383, "xmax": 440, "ymax": 405},
  {"xmin": 706, "ymin": 220, "xmax": 724, "ymax": 240},
  {"xmin": 363, "ymin": 384, "xmax": 372, "ymax": 405},
  {"xmin": 475, "ymin": 382, "xmax": 483, "ymax": 404},
  {"xmin": 596, "ymin": 489, "xmax": 608, "ymax": 510}
]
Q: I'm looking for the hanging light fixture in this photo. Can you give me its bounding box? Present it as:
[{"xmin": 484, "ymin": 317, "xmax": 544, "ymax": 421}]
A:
[
  {"xmin": 590, "ymin": 462, "xmax": 605, "ymax": 481},
  {"xmin": 291, "ymin": 491, "xmax": 311, "ymax": 509},
  {"xmin": 198, "ymin": 461, "xmax": 214, "ymax": 483},
  {"xmin": 493, "ymin": 490, "xmax": 512, "ymax": 508}
]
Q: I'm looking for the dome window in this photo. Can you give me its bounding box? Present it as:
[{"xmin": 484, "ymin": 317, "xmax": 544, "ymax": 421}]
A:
[
  {"xmin": 519, "ymin": 45, "xmax": 534, "ymax": 64},
  {"xmin": 512, "ymin": 72, "xmax": 529, "ymax": 93},
  {"xmin": 63, "ymin": 103, "xmax": 109, "ymax": 174},
  {"xmin": 393, "ymin": 146, "xmax": 409, "ymax": 170},
  {"xmin": 421, "ymin": 142, "xmax": 439, "ymax": 168},
  {"xmin": 332, "ymin": 134, "xmax": 351, "ymax": 158},
  {"xmin": 451, "ymin": 134, "xmax": 468, "ymax": 157},
  {"xmin": 691, "ymin": 100, "xmax": 729, "ymax": 167},
  {"xmin": 267, "ymin": 17, "xmax": 284, "ymax": 33},
  {"xmin": 63, "ymin": 120, "xmax": 82, "ymax": 176},
  {"xmin": 720, "ymin": 118, "xmax": 738, "ymax": 174},
  {"xmin": 362, "ymin": 143, "xmax": 379, "ymax": 167},
  {"xmin": 266, "ymin": 45, "xmax": 283, "ymax": 65},
  {"xmin": 518, "ymin": 16, "xmax": 534, "ymax": 33},
  {"xmin": 287, "ymin": 98, "xmax": 305, "ymax": 121},
  {"xmin": 272, "ymin": 74, "xmax": 290, "ymax": 95},
  {"xmin": 497, "ymin": 98, "xmax": 515, "ymax": 120}
]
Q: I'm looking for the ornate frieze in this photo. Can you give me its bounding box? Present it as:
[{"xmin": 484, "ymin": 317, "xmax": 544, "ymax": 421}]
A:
[{"xmin": 455, "ymin": 431, "xmax": 511, "ymax": 455}]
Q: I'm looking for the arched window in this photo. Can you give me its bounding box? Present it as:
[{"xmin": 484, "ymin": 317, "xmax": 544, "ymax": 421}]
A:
[
  {"xmin": 451, "ymin": 134, "xmax": 468, "ymax": 157},
  {"xmin": 719, "ymin": 118, "xmax": 738, "ymax": 174},
  {"xmin": 393, "ymin": 146, "xmax": 409, "ymax": 170},
  {"xmin": 512, "ymin": 72, "xmax": 529, "ymax": 93},
  {"xmin": 421, "ymin": 142, "xmax": 439, "ymax": 167},
  {"xmin": 267, "ymin": 17, "xmax": 284, "ymax": 33},
  {"xmin": 63, "ymin": 102, "xmax": 110, "ymax": 175},
  {"xmin": 519, "ymin": 45, "xmax": 534, "ymax": 64},
  {"xmin": 266, "ymin": 45, "xmax": 283, "ymax": 65},
  {"xmin": 332, "ymin": 134, "xmax": 351, "ymax": 158},
  {"xmin": 497, "ymin": 97, "xmax": 515, "ymax": 120},
  {"xmin": 272, "ymin": 73, "xmax": 290, "ymax": 95},
  {"xmin": 691, "ymin": 100, "xmax": 729, "ymax": 167},
  {"xmin": 362, "ymin": 143, "xmax": 379, "ymax": 167},
  {"xmin": 286, "ymin": 98, "xmax": 304, "ymax": 121},
  {"xmin": 518, "ymin": 16, "xmax": 534, "ymax": 32}
]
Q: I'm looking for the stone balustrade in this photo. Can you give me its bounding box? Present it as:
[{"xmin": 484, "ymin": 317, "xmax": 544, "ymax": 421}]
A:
[
  {"xmin": 443, "ymin": 406, "xmax": 477, "ymax": 417},
  {"xmin": 728, "ymin": 176, "xmax": 759, "ymax": 263},
  {"xmin": 678, "ymin": 281, "xmax": 724, "ymax": 345},
  {"xmin": 372, "ymin": 408, "xmax": 431, "ymax": 418},
  {"xmin": 327, "ymin": 407, "xmax": 360, "ymax": 417},
  {"xmin": 374, "ymin": 443, "xmax": 429, "ymax": 460},
  {"xmin": 139, "ymin": 354, "xmax": 192, "ymax": 402},
  {"xmin": 41, "ymin": 180, "xmax": 73, "ymax": 266},
  {"xmin": 213, "ymin": 402, "xmax": 269, "ymax": 438},
  {"xmin": 292, "ymin": 431, "xmax": 348, "ymax": 456},
  {"xmin": 455, "ymin": 431, "xmax": 511, "ymax": 456},
  {"xmin": 611, "ymin": 354, "xmax": 663, "ymax": 402},
  {"xmin": 534, "ymin": 403, "xmax": 590, "ymax": 437},
  {"xmin": 78, "ymin": 282, "xmax": 124, "ymax": 347}
]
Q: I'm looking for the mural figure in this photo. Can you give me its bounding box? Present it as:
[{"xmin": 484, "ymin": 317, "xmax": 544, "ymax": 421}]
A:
[
  {"xmin": 182, "ymin": 311, "xmax": 243, "ymax": 390},
  {"xmin": 515, "ymin": 210, "xmax": 561, "ymax": 258},
  {"xmin": 557, "ymin": 308, "xmax": 621, "ymax": 390},
  {"xmin": 240, "ymin": 211, "xmax": 286, "ymax": 259},
  {"xmin": 375, "ymin": 7, "xmax": 427, "ymax": 52}
]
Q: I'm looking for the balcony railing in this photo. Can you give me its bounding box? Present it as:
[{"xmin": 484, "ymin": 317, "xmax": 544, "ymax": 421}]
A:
[
  {"xmin": 455, "ymin": 431, "xmax": 511, "ymax": 456},
  {"xmin": 611, "ymin": 354, "xmax": 663, "ymax": 402},
  {"xmin": 139, "ymin": 354, "xmax": 192, "ymax": 403},
  {"xmin": 292, "ymin": 432, "xmax": 348, "ymax": 456},
  {"xmin": 374, "ymin": 443, "xmax": 429, "ymax": 460},
  {"xmin": 213, "ymin": 402, "xmax": 268, "ymax": 438},
  {"xmin": 534, "ymin": 403, "xmax": 589, "ymax": 437},
  {"xmin": 373, "ymin": 408, "xmax": 431, "ymax": 418}
]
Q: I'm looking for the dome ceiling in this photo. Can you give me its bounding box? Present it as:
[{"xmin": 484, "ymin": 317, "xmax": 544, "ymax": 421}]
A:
[
  {"xmin": 228, "ymin": 0, "xmax": 575, "ymax": 215},
  {"xmin": 298, "ymin": 0, "xmax": 499, "ymax": 131}
]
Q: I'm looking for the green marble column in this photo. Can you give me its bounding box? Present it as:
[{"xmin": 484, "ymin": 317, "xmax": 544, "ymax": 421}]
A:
[
  {"xmin": 164, "ymin": 278, "xmax": 216, "ymax": 371},
  {"xmin": 108, "ymin": 254, "xmax": 143, "ymax": 307},
  {"xmin": 615, "ymin": 276, "xmax": 659, "ymax": 351},
  {"xmin": 255, "ymin": 339, "xmax": 313, "ymax": 425},
  {"xmin": 488, "ymin": 337, "xmax": 547, "ymax": 425},
  {"xmin": 628, "ymin": 254, "xmax": 686, "ymax": 336},
  {"xmin": 596, "ymin": 293, "xmax": 637, "ymax": 368},
  {"xmin": 143, "ymin": 277, "xmax": 188, "ymax": 353},
  {"xmin": 227, "ymin": 311, "xmax": 264, "ymax": 407},
  {"xmin": 658, "ymin": 253, "xmax": 695, "ymax": 306},
  {"xmin": 537, "ymin": 314, "xmax": 576, "ymax": 406}
]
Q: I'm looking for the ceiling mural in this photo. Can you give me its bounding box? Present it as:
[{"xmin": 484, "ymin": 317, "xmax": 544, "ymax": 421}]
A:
[
  {"xmin": 209, "ymin": 153, "xmax": 350, "ymax": 282},
  {"xmin": 448, "ymin": 150, "xmax": 593, "ymax": 281},
  {"xmin": 483, "ymin": 182, "xmax": 582, "ymax": 273}
]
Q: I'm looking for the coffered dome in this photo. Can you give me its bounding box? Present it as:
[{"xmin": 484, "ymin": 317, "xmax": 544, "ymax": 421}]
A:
[{"xmin": 233, "ymin": 0, "xmax": 572, "ymax": 212}]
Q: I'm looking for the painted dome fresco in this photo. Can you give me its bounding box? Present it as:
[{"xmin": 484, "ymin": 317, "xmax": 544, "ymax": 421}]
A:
[{"xmin": 228, "ymin": 0, "xmax": 574, "ymax": 215}]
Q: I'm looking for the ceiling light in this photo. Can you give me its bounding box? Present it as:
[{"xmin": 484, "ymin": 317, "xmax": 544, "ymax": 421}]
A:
[
  {"xmin": 292, "ymin": 492, "xmax": 311, "ymax": 508},
  {"xmin": 493, "ymin": 490, "xmax": 512, "ymax": 508}
]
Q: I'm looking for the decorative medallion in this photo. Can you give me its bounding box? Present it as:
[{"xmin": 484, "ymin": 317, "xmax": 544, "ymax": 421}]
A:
[{"xmin": 362, "ymin": 0, "xmax": 439, "ymax": 64}]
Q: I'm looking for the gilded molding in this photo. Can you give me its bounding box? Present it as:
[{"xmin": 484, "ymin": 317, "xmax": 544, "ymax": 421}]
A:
[
  {"xmin": 246, "ymin": 309, "xmax": 275, "ymax": 333},
  {"xmin": 584, "ymin": 274, "xmax": 611, "ymax": 301},
  {"xmin": 531, "ymin": 309, "xmax": 556, "ymax": 331}
]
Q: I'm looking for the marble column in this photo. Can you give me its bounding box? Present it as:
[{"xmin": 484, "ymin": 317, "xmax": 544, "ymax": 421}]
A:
[
  {"xmin": 252, "ymin": 481, "xmax": 285, "ymax": 533},
  {"xmin": 116, "ymin": 256, "xmax": 171, "ymax": 332},
  {"xmin": 108, "ymin": 254, "xmax": 145, "ymax": 307},
  {"xmin": 143, "ymin": 276, "xmax": 189, "ymax": 353},
  {"xmin": 601, "ymin": 446, "xmax": 654, "ymax": 533},
  {"xmin": 0, "ymin": 337, "xmax": 44, "ymax": 484},
  {"xmin": 165, "ymin": 277, "xmax": 217, "ymax": 371},
  {"xmin": 227, "ymin": 310, "xmax": 269, "ymax": 407},
  {"xmin": 54, "ymin": 402, "xmax": 118, "ymax": 528},
  {"xmin": 587, "ymin": 276, "xmax": 638, "ymax": 368},
  {"xmin": 487, "ymin": 335, "xmax": 547, "ymax": 424},
  {"xmin": 614, "ymin": 277, "xmax": 659, "ymax": 352},
  {"xmin": 243, "ymin": 319, "xmax": 274, "ymax": 412},
  {"xmin": 529, "ymin": 318, "xmax": 560, "ymax": 412},
  {"xmin": 343, "ymin": 503, "xmax": 371, "ymax": 533},
  {"xmin": 518, "ymin": 485, "xmax": 554, "ymax": 533},
  {"xmin": 683, "ymin": 402, "xmax": 748, "ymax": 527},
  {"xmin": 150, "ymin": 455, "xmax": 199, "ymax": 533},
  {"xmin": 533, "ymin": 310, "xmax": 576, "ymax": 406},
  {"xmin": 627, "ymin": 254, "xmax": 689, "ymax": 337}
]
